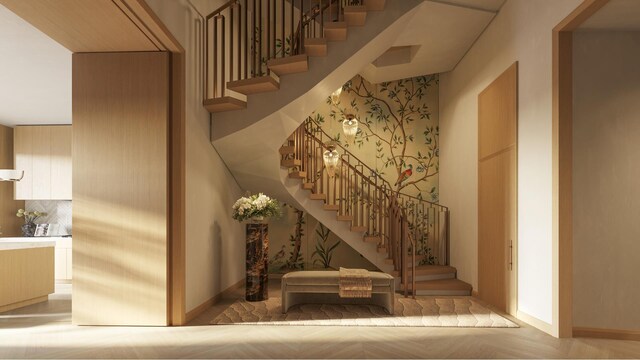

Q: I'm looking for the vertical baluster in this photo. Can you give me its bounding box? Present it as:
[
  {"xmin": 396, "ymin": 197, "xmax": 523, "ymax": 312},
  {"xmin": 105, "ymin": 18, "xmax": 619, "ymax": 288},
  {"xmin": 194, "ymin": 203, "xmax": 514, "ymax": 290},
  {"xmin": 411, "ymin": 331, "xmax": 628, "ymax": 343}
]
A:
[
  {"xmin": 299, "ymin": 0, "xmax": 303, "ymax": 53},
  {"xmin": 206, "ymin": 17, "xmax": 210, "ymax": 98},
  {"xmin": 266, "ymin": 0, "xmax": 270, "ymax": 71},
  {"xmin": 320, "ymin": 0, "xmax": 324, "ymax": 37},
  {"xmin": 237, "ymin": 3, "xmax": 242, "ymax": 81},
  {"xmin": 281, "ymin": 0, "xmax": 285, "ymax": 57},
  {"xmin": 221, "ymin": 16, "xmax": 225, "ymax": 96},
  {"xmin": 258, "ymin": 0, "xmax": 262, "ymax": 75},
  {"xmin": 213, "ymin": 17, "xmax": 217, "ymax": 97},
  {"xmin": 290, "ymin": 0, "xmax": 294, "ymax": 55},
  {"xmin": 230, "ymin": 6, "xmax": 234, "ymax": 83},
  {"xmin": 244, "ymin": 0, "xmax": 248, "ymax": 79},
  {"xmin": 272, "ymin": 0, "xmax": 276, "ymax": 60}
]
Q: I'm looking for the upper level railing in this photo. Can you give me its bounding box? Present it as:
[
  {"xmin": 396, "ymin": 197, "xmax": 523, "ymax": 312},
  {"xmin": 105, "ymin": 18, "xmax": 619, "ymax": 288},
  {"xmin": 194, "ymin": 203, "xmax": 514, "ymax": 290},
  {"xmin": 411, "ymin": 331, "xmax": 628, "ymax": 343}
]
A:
[
  {"xmin": 204, "ymin": 0, "xmax": 359, "ymax": 100},
  {"xmin": 284, "ymin": 117, "xmax": 450, "ymax": 296}
]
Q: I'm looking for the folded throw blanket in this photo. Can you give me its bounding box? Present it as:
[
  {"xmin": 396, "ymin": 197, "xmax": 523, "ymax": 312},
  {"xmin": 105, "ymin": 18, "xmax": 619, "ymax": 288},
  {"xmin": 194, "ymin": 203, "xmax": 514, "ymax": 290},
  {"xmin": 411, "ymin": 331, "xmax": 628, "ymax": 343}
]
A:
[{"xmin": 339, "ymin": 267, "xmax": 372, "ymax": 298}]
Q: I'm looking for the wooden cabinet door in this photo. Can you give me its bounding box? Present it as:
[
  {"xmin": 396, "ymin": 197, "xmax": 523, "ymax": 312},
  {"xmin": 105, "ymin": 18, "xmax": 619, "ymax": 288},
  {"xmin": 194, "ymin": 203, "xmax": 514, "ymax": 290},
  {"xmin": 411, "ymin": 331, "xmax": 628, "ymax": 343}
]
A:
[
  {"xmin": 50, "ymin": 126, "xmax": 73, "ymax": 199},
  {"xmin": 14, "ymin": 125, "xmax": 72, "ymax": 200},
  {"xmin": 478, "ymin": 63, "xmax": 518, "ymax": 314},
  {"xmin": 14, "ymin": 127, "xmax": 33, "ymax": 200}
]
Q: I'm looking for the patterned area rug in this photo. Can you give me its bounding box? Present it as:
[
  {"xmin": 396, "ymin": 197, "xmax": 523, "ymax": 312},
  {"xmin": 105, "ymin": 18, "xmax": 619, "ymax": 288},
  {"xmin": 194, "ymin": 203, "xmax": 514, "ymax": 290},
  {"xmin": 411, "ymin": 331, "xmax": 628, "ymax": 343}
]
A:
[{"xmin": 211, "ymin": 295, "xmax": 519, "ymax": 328}]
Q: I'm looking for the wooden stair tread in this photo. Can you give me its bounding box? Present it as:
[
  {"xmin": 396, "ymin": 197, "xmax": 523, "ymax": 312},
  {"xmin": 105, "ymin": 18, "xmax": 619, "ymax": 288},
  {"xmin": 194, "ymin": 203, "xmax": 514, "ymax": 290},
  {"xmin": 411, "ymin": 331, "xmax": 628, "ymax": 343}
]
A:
[
  {"xmin": 267, "ymin": 54, "xmax": 308, "ymax": 76},
  {"xmin": 305, "ymin": 38, "xmax": 327, "ymax": 57},
  {"xmin": 279, "ymin": 146, "xmax": 295, "ymax": 155},
  {"xmin": 288, "ymin": 171, "xmax": 306, "ymax": 179},
  {"xmin": 309, "ymin": 193, "xmax": 326, "ymax": 200},
  {"xmin": 323, "ymin": 204, "xmax": 340, "ymax": 211},
  {"xmin": 363, "ymin": 236, "xmax": 380, "ymax": 243},
  {"xmin": 324, "ymin": 21, "xmax": 347, "ymax": 41},
  {"xmin": 227, "ymin": 76, "xmax": 279, "ymax": 95},
  {"xmin": 280, "ymin": 159, "xmax": 301, "ymax": 167},
  {"xmin": 364, "ymin": 0, "xmax": 385, "ymax": 11},
  {"xmin": 391, "ymin": 265, "xmax": 456, "ymax": 278},
  {"xmin": 344, "ymin": 5, "xmax": 367, "ymax": 26},
  {"xmin": 203, "ymin": 96, "xmax": 246, "ymax": 113},
  {"xmin": 403, "ymin": 279, "xmax": 472, "ymax": 292},
  {"xmin": 302, "ymin": 182, "xmax": 314, "ymax": 190},
  {"xmin": 350, "ymin": 226, "xmax": 367, "ymax": 232},
  {"xmin": 336, "ymin": 215, "xmax": 353, "ymax": 221}
]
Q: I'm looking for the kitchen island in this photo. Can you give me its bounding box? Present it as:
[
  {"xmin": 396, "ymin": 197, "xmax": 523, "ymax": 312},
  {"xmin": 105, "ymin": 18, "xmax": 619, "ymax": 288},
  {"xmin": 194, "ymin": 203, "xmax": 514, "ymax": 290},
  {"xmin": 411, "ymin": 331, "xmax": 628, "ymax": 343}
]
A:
[{"xmin": 0, "ymin": 239, "xmax": 55, "ymax": 313}]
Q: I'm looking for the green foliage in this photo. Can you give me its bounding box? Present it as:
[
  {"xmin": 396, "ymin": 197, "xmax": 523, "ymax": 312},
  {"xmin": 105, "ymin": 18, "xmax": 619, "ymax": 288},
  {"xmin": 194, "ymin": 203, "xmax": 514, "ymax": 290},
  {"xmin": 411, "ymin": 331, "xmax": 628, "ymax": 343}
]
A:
[{"xmin": 312, "ymin": 224, "xmax": 340, "ymax": 269}]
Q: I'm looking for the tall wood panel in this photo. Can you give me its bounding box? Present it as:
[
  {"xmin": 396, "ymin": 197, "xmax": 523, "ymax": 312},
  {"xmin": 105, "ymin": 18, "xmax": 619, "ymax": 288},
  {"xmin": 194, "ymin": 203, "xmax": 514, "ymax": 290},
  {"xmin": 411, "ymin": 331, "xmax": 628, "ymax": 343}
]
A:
[
  {"xmin": 0, "ymin": 125, "xmax": 25, "ymax": 237},
  {"xmin": 478, "ymin": 62, "xmax": 518, "ymax": 314},
  {"xmin": 72, "ymin": 52, "xmax": 170, "ymax": 326}
]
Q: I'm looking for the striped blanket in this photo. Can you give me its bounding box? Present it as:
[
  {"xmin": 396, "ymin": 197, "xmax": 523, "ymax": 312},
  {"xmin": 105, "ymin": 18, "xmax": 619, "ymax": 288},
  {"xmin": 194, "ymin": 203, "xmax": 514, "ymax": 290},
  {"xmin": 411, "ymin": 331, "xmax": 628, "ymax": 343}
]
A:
[{"xmin": 338, "ymin": 267, "xmax": 372, "ymax": 298}]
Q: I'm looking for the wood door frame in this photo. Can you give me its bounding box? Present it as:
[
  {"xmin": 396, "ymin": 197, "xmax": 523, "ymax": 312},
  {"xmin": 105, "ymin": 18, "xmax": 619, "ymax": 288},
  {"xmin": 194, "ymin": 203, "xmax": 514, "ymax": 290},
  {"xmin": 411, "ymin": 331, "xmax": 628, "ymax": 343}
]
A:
[
  {"xmin": 552, "ymin": 0, "xmax": 610, "ymax": 338},
  {"xmin": 477, "ymin": 62, "xmax": 518, "ymax": 316}
]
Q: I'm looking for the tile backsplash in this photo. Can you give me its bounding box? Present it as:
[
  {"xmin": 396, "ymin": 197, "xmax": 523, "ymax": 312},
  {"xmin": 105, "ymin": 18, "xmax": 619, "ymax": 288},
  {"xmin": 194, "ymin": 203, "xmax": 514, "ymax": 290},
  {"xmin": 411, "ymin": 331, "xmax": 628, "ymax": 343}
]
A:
[{"xmin": 25, "ymin": 200, "xmax": 72, "ymax": 235}]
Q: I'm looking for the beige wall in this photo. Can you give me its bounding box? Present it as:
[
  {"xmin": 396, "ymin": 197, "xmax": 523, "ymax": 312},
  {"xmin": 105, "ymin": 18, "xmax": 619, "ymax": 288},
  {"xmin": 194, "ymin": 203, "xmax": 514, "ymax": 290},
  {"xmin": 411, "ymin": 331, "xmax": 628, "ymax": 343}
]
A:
[
  {"xmin": 146, "ymin": 0, "xmax": 246, "ymax": 312},
  {"xmin": 439, "ymin": 0, "xmax": 581, "ymax": 333},
  {"xmin": 572, "ymin": 31, "xmax": 640, "ymax": 331},
  {"xmin": 0, "ymin": 125, "xmax": 24, "ymax": 237}
]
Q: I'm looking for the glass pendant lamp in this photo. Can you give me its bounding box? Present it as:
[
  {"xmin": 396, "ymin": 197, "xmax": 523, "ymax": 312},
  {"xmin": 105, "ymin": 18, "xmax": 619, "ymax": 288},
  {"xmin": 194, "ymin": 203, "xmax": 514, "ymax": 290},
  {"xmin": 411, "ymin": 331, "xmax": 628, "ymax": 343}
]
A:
[
  {"xmin": 330, "ymin": 87, "xmax": 342, "ymax": 105},
  {"xmin": 342, "ymin": 114, "xmax": 359, "ymax": 144},
  {"xmin": 322, "ymin": 144, "xmax": 340, "ymax": 178}
]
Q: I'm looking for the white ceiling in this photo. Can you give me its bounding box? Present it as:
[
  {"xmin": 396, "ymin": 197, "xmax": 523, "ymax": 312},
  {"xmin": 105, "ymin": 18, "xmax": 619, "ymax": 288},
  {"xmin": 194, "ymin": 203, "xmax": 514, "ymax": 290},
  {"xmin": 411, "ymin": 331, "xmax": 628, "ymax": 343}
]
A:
[
  {"xmin": 579, "ymin": 0, "xmax": 640, "ymax": 31},
  {"xmin": 359, "ymin": 0, "xmax": 503, "ymax": 83},
  {"xmin": 0, "ymin": 5, "xmax": 72, "ymax": 127}
]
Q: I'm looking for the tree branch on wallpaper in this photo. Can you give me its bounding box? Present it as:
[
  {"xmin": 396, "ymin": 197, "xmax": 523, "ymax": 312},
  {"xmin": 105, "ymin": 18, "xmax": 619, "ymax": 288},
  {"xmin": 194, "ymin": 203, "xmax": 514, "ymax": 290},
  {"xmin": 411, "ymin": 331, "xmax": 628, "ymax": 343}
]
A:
[
  {"xmin": 314, "ymin": 75, "xmax": 439, "ymax": 201},
  {"xmin": 284, "ymin": 207, "xmax": 305, "ymax": 270},
  {"xmin": 312, "ymin": 224, "xmax": 341, "ymax": 269}
]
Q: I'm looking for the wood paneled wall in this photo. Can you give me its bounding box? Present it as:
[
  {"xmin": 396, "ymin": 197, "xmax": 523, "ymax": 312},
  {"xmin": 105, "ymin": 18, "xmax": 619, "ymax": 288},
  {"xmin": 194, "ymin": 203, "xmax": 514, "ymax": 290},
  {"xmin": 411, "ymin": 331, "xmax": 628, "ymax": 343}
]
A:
[
  {"xmin": 72, "ymin": 52, "xmax": 170, "ymax": 326},
  {"xmin": 0, "ymin": 125, "xmax": 25, "ymax": 237},
  {"xmin": 478, "ymin": 62, "xmax": 518, "ymax": 315}
]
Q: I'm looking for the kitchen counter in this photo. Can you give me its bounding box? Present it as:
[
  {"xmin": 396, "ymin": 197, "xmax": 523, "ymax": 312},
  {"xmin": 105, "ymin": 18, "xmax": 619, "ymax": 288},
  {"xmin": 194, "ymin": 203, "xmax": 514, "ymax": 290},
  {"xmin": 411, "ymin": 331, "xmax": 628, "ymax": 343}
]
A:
[
  {"xmin": 0, "ymin": 238, "xmax": 56, "ymax": 251},
  {"xmin": 0, "ymin": 240, "xmax": 55, "ymax": 313}
]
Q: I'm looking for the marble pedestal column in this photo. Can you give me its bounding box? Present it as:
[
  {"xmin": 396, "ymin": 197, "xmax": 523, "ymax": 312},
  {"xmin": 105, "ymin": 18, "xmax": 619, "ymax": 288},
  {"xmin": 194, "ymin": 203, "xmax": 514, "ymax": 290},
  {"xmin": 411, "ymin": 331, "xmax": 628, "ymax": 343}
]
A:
[{"xmin": 246, "ymin": 223, "xmax": 269, "ymax": 301}]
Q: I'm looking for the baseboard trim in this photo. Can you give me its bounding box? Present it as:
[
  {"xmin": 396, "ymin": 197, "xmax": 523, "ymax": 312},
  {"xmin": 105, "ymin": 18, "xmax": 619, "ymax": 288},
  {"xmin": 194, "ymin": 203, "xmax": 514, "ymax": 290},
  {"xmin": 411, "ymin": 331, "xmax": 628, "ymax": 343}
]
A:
[
  {"xmin": 0, "ymin": 295, "xmax": 48, "ymax": 313},
  {"xmin": 573, "ymin": 327, "xmax": 640, "ymax": 341},
  {"xmin": 185, "ymin": 278, "xmax": 245, "ymax": 323},
  {"xmin": 517, "ymin": 310, "xmax": 553, "ymax": 335},
  {"xmin": 471, "ymin": 290, "xmax": 479, "ymax": 297}
]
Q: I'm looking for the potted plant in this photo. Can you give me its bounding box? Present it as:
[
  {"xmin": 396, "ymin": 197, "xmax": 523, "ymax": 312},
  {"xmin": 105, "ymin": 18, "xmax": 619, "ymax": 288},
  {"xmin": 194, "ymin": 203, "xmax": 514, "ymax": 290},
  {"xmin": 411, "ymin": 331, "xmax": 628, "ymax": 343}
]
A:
[
  {"xmin": 232, "ymin": 193, "xmax": 281, "ymax": 223},
  {"xmin": 16, "ymin": 209, "xmax": 47, "ymax": 237}
]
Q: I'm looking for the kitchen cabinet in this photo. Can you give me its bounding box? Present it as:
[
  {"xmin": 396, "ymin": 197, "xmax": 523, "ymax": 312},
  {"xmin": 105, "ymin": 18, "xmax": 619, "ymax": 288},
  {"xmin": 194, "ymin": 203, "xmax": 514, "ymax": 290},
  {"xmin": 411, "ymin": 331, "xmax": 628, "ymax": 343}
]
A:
[
  {"xmin": 14, "ymin": 125, "xmax": 72, "ymax": 200},
  {"xmin": 54, "ymin": 237, "xmax": 72, "ymax": 281}
]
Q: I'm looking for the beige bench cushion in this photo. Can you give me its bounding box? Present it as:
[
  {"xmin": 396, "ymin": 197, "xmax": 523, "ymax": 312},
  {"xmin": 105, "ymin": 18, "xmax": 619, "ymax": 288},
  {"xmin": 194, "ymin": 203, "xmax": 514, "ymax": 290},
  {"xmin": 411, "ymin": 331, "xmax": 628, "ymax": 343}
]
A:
[{"xmin": 282, "ymin": 270, "xmax": 394, "ymax": 286}]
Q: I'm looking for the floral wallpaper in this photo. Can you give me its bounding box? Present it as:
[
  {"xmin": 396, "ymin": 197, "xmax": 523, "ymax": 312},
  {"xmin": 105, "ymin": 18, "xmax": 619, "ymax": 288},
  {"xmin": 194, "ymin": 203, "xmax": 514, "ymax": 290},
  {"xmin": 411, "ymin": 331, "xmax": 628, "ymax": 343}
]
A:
[
  {"xmin": 313, "ymin": 74, "xmax": 439, "ymax": 201},
  {"xmin": 268, "ymin": 205, "xmax": 377, "ymax": 273},
  {"xmin": 270, "ymin": 74, "xmax": 440, "ymax": 272}
]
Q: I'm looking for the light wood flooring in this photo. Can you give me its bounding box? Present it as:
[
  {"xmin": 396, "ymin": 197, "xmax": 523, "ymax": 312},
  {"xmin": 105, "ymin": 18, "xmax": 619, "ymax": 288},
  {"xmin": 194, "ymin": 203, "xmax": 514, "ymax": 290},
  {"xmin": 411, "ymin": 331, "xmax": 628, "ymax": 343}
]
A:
[{"xmin": 0, "ymin": 282, "xmax": 639, "ymax": 359}]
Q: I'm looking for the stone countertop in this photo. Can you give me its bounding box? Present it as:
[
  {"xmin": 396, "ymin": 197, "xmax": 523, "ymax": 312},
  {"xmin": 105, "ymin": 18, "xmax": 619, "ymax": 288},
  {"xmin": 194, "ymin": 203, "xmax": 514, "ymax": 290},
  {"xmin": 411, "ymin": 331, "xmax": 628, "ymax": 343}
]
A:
[{"xmin": 0, "ymin": 238, "xmax": 57, "ymax": 250}]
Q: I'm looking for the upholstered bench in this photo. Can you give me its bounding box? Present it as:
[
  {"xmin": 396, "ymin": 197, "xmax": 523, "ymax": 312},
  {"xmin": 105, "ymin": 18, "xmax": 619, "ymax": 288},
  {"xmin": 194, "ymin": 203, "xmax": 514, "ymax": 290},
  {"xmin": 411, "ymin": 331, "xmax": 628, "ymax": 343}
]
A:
[{"xmin": 281, "ymin": 271, "xmax": 395, "ymax": 314}]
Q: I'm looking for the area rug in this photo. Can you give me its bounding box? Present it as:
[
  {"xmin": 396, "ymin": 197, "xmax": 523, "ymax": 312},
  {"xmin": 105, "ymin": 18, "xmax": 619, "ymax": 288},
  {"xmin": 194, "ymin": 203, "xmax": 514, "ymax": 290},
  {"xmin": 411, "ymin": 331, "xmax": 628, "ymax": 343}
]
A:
[{"xmin": 210, "ymin": 295, "xmax": 519, "ymax": 328}]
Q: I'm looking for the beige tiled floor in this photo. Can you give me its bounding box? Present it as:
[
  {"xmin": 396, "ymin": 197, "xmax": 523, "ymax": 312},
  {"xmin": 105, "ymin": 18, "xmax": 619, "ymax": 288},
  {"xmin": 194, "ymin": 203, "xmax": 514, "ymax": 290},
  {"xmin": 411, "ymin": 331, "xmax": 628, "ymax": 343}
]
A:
[{"xmin": 0, "ymin": 282, "xmax": 639, "ymax": 359}]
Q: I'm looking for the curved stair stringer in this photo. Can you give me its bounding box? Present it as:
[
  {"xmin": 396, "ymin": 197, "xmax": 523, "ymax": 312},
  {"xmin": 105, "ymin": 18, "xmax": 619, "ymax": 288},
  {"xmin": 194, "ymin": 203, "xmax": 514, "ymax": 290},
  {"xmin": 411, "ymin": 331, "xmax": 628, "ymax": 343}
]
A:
[{"xmin": 279, "ymin": 167, "xmax": 395, "ymax": 273}]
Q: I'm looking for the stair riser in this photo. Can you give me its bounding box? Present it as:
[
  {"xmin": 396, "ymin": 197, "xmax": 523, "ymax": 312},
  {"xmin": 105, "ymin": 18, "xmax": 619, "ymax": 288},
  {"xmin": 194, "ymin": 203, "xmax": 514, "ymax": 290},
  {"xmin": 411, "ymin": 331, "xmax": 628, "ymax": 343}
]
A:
[
  {"xmin": 412, "ymin": 289, "xmax": 471, "ymax": 296},
  {"xmin": 411, "ymin": 273, "xmax": 455, "ymax": 282}
]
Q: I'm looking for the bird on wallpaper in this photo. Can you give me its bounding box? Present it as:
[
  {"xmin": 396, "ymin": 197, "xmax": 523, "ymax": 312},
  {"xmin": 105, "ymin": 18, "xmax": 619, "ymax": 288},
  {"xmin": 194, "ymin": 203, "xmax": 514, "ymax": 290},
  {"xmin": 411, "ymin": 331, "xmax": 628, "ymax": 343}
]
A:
[
  {"xmin": 394, "ymin": 164, "xmax": 413, "ymax": 187},
  {"xmin": 272, "ymin": 245, "xmax": 287, "ymax": 262}
]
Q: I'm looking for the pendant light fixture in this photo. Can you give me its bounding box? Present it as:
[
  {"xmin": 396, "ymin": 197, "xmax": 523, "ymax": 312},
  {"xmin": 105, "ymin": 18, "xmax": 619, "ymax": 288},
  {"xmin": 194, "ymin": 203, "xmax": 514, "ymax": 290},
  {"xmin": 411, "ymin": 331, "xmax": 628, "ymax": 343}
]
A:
[
  {"xmin": 342, "ymin": 114, "xmax": 359, "ymax": 144},
  {"xmin": 0, "ymin": 169, "xmax": 24, "ymax": 182},
  {"xmin": 322, "ymin": 143, "xmax": 340, "ymax": 178},
  {"xmin": 330, "ymin": 86, "xmax": 342, "ymax": 105}
]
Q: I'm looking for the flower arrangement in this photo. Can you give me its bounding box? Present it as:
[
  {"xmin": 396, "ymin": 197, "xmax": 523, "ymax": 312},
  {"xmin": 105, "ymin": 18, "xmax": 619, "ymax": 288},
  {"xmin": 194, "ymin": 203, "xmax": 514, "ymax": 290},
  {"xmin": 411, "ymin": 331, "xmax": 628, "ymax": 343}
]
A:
[
  {"xmin": 232, "ymin": 193, "xmax": 281, "ymax": 222},
  {"xmin": 16, "ymin": 209, "xmax": 47, "ymax": 224}
]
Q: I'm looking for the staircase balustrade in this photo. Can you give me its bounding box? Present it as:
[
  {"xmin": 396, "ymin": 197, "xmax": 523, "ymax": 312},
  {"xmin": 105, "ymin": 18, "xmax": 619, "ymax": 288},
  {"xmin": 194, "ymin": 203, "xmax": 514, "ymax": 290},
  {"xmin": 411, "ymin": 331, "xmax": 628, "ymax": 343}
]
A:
[
  {"xmin": 284, "ymin": 117, "xmax": 451, "ymax": 296},
  {"xmin": 205, "ymin": 0, "xmax": 361, "ymax": 100}
]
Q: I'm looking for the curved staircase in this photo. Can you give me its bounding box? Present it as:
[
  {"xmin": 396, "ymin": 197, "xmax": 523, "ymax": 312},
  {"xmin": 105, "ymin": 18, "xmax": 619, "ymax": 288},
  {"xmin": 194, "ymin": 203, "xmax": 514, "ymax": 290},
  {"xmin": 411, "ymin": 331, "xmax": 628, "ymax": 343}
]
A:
[{"xmin": 202, "ymin": 0, "xmax": 471, "ymax": 296}]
